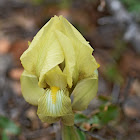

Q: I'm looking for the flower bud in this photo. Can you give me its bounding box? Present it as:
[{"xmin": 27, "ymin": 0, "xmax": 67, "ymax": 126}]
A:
[{"xmin": 20, "ymin": 15, "xmax": 99, "ymax": 126}]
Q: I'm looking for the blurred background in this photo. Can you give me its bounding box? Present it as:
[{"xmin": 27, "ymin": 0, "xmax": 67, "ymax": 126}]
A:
[{"xmin": 0, "ymin": 0, "xmax": 140, "ymax": 140}]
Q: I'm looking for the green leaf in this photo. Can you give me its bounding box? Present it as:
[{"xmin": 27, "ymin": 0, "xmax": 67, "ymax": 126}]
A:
[
  {"xmin": 88, "ymin": 115, "xmax": 100, "ymax": 125},
  {"xmin": 98, "ymin": 95, "xmax": 111, "ymax": 104},
  {"xmin": 104, "ymin": 64, "xmax": 123, "ymax": 84},
  {"xmin": 2, "ymin": 131, "xmax": 9, "ymax": 140},
  {"xmin": 122, "ymin": 0, "xmax": 140, "ymax": 12},
  {"xmin": 59, "ymin": 0, "xmax": 72, "ymax": 8},
  {"xmin": 98, "ymin": 105, "xmax": 119, "ymax": 124},
  {"xmin": 74, "ymin": 114, "xmax": 88, "ymax": 124},
  {"xmin": 76, "ymin": 129, "xmax": 86, "ymax": 140},
  {"xmin": 62, "ymin": 125, "xmax": 80, "ymax": 140},
  {"xmin": 0, "ymin": 116, "xmax": 20, "ymax": 135}
]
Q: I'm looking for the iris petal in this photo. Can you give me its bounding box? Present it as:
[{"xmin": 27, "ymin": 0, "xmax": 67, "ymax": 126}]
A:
[
  {"xmin": 37, "ymin": 89, "xmax": 74, "ymax": 126},
  {"xmin": 45, "ymin": 66, "xmax": 67, "ymax": 89},
  {"xmin": 20, "ymin": 17, "xmax": 57, "ymax": 75},
  {"xmin": 72, "ymin": 71, "xmax": 98, "ymax": 111},
  {"xmin": 55, "ymin": 30, "xmax": 76, "ymax": 88},
  {"xmin": 59, "ymin": 16, "xmax": 98, "ymax": 81},
  {"xmin": 20, "ymin": 16, "xmax": 64, "ymax": 88},
  {"xmin": 20, "ymin": 70, "xmax": 44, "ymax": 105}
]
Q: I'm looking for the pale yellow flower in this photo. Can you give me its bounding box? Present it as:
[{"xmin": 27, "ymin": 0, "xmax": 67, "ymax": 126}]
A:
[{"xmin": 20, "ymin": 15, "xmax": 99, "ymax": 126}]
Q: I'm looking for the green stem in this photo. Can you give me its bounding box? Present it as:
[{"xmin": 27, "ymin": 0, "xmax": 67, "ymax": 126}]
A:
[{"xmin": 61, "ymin": 124, "xmax": 80, "ymax": 140}]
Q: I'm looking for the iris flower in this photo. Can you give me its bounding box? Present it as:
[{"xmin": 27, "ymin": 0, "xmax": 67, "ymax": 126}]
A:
[{"xmin": 20, "ymin": 15, "xmax": 99, "ymax": 126}]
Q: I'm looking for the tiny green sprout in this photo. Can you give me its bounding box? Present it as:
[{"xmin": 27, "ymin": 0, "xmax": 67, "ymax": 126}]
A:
[{"xmin": 20, "ymin": 15, "xmax": 99, "ymax": 126}]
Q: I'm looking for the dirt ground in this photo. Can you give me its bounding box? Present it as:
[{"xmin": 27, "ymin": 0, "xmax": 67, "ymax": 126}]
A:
[{"xmin": 0, "ymin": 0, "xmax": 140, "ymax": 140}]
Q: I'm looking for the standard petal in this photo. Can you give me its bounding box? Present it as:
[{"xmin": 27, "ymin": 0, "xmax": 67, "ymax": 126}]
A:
[
  {"xmin": 72, "ymin": 71, "xmax": 98, "ymax": 111},
  {"xmin": 55, "ymin": 30, "xmax": 76, "ymax": 88},
  {"xmin": 37, "ymin": 89, "xmax": 74, "ymax": 126},
  {"xmin": 20, "ymin": 16, "xmax": 64, "ymax": 88},
  {"xmin": 59, "ymin": 15, "xmax": 90, "ymax": 48},
  {"xmin": 38, "ymin": 36, "xmax": 65, "ymax": 88},
  {"xmin": 20, "ymin": 71, "xmax": 44, "ymax": 106},
  {"xmin": 20, "ymin": 16, "xmax": 58, "ymax": 74},
  {"xmin": 76, "ymin": 43, "xmax": 98, "ymax": 80},
  {"xmin": 45, "ymin": 66, "xmax": 67, "ymax": 89},
  {"xmin": 59, "ymin": 16, "xmax": 98, "ymax": 80}
]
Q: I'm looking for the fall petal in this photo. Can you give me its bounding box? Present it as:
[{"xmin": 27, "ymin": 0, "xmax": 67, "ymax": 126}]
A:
[
  {"xmin": 37, "ymin": 89, "xmax": 74, "ymax": 126},
  {"xmin": 20, "ymin": 70, "xmax": 44, "ymax": 105},
  {"xmin": 72, "ymin": 71, "xmax": 98, "ymax": 111}
]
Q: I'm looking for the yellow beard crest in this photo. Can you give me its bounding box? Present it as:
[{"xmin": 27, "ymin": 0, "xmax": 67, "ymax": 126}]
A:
[{"xmin": 51, "ymin": 86, "xmax": 59, "ymax": 104}]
